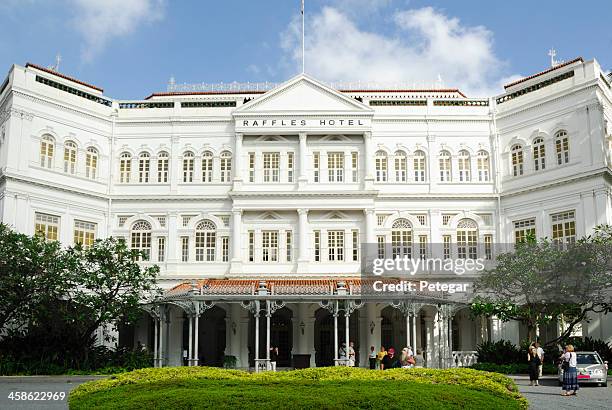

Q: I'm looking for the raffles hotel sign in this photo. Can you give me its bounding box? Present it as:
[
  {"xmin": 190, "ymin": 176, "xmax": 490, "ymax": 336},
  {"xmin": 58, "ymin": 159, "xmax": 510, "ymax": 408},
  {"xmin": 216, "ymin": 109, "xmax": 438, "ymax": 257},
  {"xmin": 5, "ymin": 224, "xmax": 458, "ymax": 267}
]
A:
[{"xmin": 235, "ymin": 117, "xmax": 372, "ymax": 132}]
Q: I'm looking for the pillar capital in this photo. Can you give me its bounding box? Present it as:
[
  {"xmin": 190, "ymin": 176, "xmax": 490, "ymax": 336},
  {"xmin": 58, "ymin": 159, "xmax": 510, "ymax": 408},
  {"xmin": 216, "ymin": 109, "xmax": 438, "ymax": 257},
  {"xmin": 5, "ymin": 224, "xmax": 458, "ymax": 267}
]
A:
[
  {"xmin": 297, "ymin": 208, "xmax": 309, "ymax": 216},
  {"xmin": 235, "ymin": 132, "xmax": 243, "ymax": 141},
  {"xmin": 232, "ymin": 208, "xmax": 243, "ymax": 216}
]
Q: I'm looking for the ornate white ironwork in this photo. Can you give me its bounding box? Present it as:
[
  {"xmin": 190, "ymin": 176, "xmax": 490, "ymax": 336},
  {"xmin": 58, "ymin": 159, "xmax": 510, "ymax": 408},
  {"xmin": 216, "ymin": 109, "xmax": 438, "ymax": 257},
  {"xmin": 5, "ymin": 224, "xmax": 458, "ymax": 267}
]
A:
[{"xmin": 196, "ymin": 220, "xmax": 216, "ymax": 231}]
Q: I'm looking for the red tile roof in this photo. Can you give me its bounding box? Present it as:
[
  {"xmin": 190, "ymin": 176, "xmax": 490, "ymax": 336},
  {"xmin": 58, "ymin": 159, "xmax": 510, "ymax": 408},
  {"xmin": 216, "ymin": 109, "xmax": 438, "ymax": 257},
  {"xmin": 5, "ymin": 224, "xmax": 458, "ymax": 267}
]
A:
[
  {"xmin": 503, "ymin": 57, "xmax": 583, "ymax": 90},
  {"xmin": 26, "ymin": 63, "xmax": 104, "ymax": 92}
]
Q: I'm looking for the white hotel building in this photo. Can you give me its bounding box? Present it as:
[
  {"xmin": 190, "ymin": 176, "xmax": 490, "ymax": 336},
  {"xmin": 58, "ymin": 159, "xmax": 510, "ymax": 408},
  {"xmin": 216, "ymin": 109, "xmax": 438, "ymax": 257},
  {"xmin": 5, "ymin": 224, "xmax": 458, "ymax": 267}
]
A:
[{"xmin": 1, "ymin": 58, "xmax": 612, "ymax": 369}]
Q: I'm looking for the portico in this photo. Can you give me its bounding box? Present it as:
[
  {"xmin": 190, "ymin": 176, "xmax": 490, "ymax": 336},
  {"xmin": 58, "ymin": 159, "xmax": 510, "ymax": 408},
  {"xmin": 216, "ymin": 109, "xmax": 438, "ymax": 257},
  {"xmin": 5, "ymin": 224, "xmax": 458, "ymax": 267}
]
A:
[{"xmin": 142, "ymin": 279, "xmax": 481, "ymax": 370}]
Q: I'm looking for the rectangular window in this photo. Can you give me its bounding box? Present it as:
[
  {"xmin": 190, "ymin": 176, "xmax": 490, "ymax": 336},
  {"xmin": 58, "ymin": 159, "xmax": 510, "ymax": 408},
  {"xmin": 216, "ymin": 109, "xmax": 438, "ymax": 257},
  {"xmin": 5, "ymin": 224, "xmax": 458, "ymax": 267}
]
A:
[
  {"xmin": 414, "ymin": 153, "xmax": 426, "ymax": 182},
  {"xmin": 262, "ymin": 231, "xmax": 279, "ymax": 262},
  {"xmin": 313, "ymin": 152, "xmax": 320, "ymax": 182},
  {"xmin": 377, "ymin": 214, "xmax": 386, "ymax": 226},
  {"xmin": 377, "ymin": 236, "xmax": 386, "ymax": 259},
  {"xmin": 181, "ymin": 236, "xmax": 189, "ymax": 262},
  {"xmin": 351, "ymin": 152, "xmax": 358, "ymax": 182},
  {"xmin": 513, "ymin": 218, "xmax": 536, "ymax": 243},
  {"xmin": 158, "ymin": 155, "xmax": 169, "ymax": 183},
  {"xmin": 328, "ymin": 152, "xmax": 344, "ymax": 182},
  {"xmin": 395, "ymin": 154, "xmax": 407, "ymax": 182},
  {"xmin": 139, "ymin": 157, "xmax": 150, "ymax": 183},
  {"xmin": 35, "ymin": 212, "xmax": 59, "ymax": 241},
  {"xmin": 158, "ymin": 237, "xmax": 166, "ymax": 262},
  {"xmin": 202, "ymin": 154, "xmax": 213, "ymax": 182},
  {"xmin": 220, "ymin": 154, "xmax": 232, "ymax": 182},
  {"xmin": 443, "ymin": 235, "xmax": 451, "ymax": 259},
  {"xmin": 419, "ymin": 235, "xmax": 427, "ymax": 260},
  {"xmin": 222, "ymin": 237, "xmax": 229, "ymax": 262},
  {"xmin": 120, "ymin": 157, "xmax": 131, "ymax": 183},
  {"xmin": 248, "ymin": 230, "xmax": 255, "ymax": 262},
  {"xmin": 484, "ymin": 234, "xmax": 492, "ymax": 260},
  {"xmin": 286, "ymin": 231, "xmax": 292, "ymax": 262},
  {"xmin": 183, "ymin": 157, "xmax": 194, "ymax": 182},
  {"xmin": 73, "ymin": 220, "xmax": 96, "ymax": 247},
  {"xmin": 248, "ymin": 152, "xmax": 255, "ymax": 182},
  {"xmin": 287, "ymin": 152, "xmax": 294, "ymax": 183},
  {"xmin": 314, "ymin": 230, "xmax": 321, "ymax": 262},
  {"xmin": 328, "ymin": 230, "xmax": 344, "ymax": 261},
  {"xmin": 457, "ymin": 230, "xmax": 477, "ymax": 259},
  {"xmin": 263, "ymin": 152, "xmax": 280, "ymax": 182},
  {"xmin": 551, "ymin": 211, "xmax": 576, "ymax": 247},
  {"xmin": 352, "ymin": 230, "xmax": 359, "ymax": 261}
]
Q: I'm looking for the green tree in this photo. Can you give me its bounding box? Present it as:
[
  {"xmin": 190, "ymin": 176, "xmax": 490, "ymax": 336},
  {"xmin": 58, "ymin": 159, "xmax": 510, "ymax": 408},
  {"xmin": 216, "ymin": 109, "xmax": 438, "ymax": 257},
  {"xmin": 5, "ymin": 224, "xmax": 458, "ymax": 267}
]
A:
[
  {"xmin": 0, "ymin": 223, "xmax": 68, "ymax": 334},
  {"xmin": 64, "ymin": 237, "xmax": 161, "ymax": 358},
  {"xmin": 471, "ymin": 226, "xmax": 612, "ymax": 345}
]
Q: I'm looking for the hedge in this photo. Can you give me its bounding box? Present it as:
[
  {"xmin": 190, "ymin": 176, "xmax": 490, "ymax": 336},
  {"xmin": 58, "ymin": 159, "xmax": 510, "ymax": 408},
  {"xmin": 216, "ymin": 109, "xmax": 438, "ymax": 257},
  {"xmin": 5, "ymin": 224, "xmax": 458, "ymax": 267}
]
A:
[
  {"xmin": 69, "ymin": 366, "xmax": 528, "ymax": 409},
  {"xmin": 470, "ymin": 362, "xmax": 558, "ymax": 375}
]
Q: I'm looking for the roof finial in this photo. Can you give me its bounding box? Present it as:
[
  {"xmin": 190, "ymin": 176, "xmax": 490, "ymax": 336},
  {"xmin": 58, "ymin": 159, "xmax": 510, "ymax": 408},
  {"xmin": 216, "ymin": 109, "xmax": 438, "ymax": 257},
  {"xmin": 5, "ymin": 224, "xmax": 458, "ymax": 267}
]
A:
[
  {"xmin": 48, "ymin": 53, "xmax": 61, "ymax": 72},
  {"xmin": 548, "ymin": 48, "xmax": 558, "ymax": 67}
]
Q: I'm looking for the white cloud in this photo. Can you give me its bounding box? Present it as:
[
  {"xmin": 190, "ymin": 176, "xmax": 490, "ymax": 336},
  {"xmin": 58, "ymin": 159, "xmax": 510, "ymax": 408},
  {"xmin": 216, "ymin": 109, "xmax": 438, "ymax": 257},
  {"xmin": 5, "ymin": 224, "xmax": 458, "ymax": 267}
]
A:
[
  {"xmin": 70, "ymin": 0, "xmax": 165, "ymax": 62},
  {"xmin": 281, "ymin": 6, "xmax": 514, "ymax": 96}
]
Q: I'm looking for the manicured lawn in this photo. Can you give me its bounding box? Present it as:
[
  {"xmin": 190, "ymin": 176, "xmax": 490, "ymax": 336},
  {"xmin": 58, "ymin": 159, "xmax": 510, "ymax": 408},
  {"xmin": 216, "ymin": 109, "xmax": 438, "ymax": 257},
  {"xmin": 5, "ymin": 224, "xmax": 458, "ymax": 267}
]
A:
[{"xmin": 69, "ymin": 367, "xmax": 528, "ymax": 409}]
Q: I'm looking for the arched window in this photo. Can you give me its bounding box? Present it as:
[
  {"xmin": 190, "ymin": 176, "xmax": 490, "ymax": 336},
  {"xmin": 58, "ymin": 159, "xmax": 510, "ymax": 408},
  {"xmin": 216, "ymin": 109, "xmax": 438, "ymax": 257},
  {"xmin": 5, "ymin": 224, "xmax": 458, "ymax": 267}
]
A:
[
  {"xmin": 555, "ymin": 131, "xmax": 569, "ymax": 165},
  {"xmin": 394, "ymin": 150, "xmax": 407, "ymax": 182},
  {"xmin": 439, "ymin": 150, "xmax": 451, "ymax": 182},
  {"xmin": 183, "ymin": 151, "xmax": 194, "ymax": 182},
  {"xmin": 476, "ymin": 150, "xmax": 489, "ymax": 182},
  {"xmin": 138, "ymin": 152, "xmax": 150, "ymax": 183},
  {"xmin": 375, "ymin": 150, "xmax": 387, "ymax": 182},
  {"xmin": 391, "ymin": 218, "xmax": 412, "ymax": 259},
  {"xmin": 533, "ymin": 138, "xmax": 545, "ymax": 171},
  {"xmin": 195, "ymin": 219, "xmax": 216, "ymax": 262},
  {"xmin": 131, "ymin": 220, "xmax": 152, "ymax": 260},
  {"xmin": 458, "ymin": 150, "xmax": 471, "ymax": 182},
  {"xmin": 157, "ymin": 151, "xmax": 169, "ymax": 183},
  {"xmin": 119, "ymin": 152, "xmax": 132, "ymax": 183},
  {"xmin": 413, "ymin": 150, "xmax": 426, "ymax": 182},
  {"xmin": 457, "ymin": 218, "xmax": 478, "ymax": 259},
  {"xmin": 85, "ymin": 147, "xmax": 98, "ymax": 179},
  {"xmin": 220, "ymin": 151, "xmax": 232, "ymax": 182},
  {"xmin": 63, "ymin": 140, "xmax": 77, "ymax": 174},
  {"xmin": 40, "ymin": 134, "xmax": 55, "ymax": 168},
  {"xmin": 202, "ymin": 151, "xmax": 213, "ymax": 182},
  {"xmin": 511, "ymin": 145, "xmax": 523, "ymax": 176}
]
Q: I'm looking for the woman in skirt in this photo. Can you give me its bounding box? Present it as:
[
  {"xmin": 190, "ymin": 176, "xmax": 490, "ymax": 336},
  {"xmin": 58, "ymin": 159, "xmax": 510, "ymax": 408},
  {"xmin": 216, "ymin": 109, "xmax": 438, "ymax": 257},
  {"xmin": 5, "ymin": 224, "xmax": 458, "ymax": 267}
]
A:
[
  {"xmin": 560, "ymin": 344, "xmax": 579, "ymax": 396},
  {"xmin": 527, "ymin": 346, "xmax": 541, "ymax": 386}
]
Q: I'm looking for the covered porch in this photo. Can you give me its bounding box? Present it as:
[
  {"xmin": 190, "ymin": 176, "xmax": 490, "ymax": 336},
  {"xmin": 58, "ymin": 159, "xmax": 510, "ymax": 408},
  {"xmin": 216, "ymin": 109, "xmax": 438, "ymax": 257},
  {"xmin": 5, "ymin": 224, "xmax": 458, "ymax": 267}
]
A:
[{"xmin": 135, "ymin": 279, "xmax": 487, "ymax": 370}]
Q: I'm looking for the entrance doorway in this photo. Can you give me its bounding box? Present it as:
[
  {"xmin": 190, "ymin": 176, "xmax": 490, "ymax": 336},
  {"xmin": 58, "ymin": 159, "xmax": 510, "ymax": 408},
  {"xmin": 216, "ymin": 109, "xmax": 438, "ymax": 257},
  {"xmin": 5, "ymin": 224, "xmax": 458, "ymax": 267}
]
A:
[
  {"xmin": 191, "ymin": 306, "xmax": 226, "ymax": 366},
  {"xmin": 314, "ymin": 307, "xmax": 359, "ymax": 367},
  {"xmin": 248, "ymin": 306, "xmax": 293, "ymax": 367}
]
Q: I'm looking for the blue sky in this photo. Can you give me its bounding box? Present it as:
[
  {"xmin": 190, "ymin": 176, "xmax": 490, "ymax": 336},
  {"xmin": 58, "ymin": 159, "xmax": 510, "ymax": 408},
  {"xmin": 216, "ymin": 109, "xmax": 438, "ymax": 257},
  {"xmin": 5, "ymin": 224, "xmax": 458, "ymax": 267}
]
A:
[{"xmin": 0, "ymin": 0, "xmax": 610, "ymax": 99}]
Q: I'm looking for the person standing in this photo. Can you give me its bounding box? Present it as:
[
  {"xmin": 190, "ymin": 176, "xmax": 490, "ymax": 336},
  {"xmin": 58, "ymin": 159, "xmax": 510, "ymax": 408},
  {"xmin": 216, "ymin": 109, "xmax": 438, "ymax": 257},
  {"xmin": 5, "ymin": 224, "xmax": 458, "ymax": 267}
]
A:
[
  {"xmin": 561, "ymin": 344, "xmax": 579, "ymax": 396},
  {"xmin": 528, "ymin": 346, "xmax": 541, "ymax": 386},
  {"xmin": 381, "ymin": 347, "xmax": 400, "ymax": 370},
  {"xmin": 270, "ymin": 346, "xmax": 278, "ymax": 371},
  {"xmin": 368, "ymin": 346, "xmax": 377, "ymax": 369},
  {"xmin": 348, "ymin": 341, "xmax": 356, "ymax": 367},
  {"xmin": 535, "ymin": 342, "xmax": 544, "ymax": 378},
  {"xmin": 339, "ymin": 342, "xmax": 347, "ymax": 365},
  {"xmin": 376, "ymin": 346, "xmax": 387, "ymax": 370}
]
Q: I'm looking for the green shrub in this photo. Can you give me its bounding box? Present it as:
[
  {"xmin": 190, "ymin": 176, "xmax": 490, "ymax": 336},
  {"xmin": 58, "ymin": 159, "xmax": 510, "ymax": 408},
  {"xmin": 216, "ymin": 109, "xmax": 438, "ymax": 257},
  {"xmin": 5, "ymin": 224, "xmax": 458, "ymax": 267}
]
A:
[
  {"xmin": 69, "ymin": 366, "xmax": 528, "ymax": 409},
  {"xmin": 476, "ymin": 340, "xmax": 523, "ymax": 364},
  {"xmin": 222, "ymin": 355, "xmax": 237, "ymax": 369}
]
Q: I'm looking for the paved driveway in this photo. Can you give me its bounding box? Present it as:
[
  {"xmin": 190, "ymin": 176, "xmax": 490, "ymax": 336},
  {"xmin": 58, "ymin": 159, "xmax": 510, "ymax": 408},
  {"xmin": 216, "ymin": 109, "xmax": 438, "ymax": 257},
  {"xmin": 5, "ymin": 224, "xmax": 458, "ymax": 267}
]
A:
[
  {"xmin": 0, "ymin": 376, "xmax": 106, "ymax": 410},
  {"xmin": 513, "ymin": 376, "xmax": 612, "ymax": 410}
]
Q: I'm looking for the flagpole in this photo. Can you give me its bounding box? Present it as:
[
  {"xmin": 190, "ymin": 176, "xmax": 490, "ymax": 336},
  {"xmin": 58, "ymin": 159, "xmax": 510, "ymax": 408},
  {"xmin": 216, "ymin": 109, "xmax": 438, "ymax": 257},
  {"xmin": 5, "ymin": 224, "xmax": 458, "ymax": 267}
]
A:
[{"xmin": 301, "ymin": 0, "xmax": 305, "ymax": 73}]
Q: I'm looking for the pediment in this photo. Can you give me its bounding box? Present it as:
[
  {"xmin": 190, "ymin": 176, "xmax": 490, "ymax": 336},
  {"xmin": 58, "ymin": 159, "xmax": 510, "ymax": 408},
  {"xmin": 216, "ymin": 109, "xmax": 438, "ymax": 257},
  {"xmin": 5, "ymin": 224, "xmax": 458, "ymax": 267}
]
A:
[{"xmin": 234, "ymin": 74, "xmax": 372, "ymax": 114}]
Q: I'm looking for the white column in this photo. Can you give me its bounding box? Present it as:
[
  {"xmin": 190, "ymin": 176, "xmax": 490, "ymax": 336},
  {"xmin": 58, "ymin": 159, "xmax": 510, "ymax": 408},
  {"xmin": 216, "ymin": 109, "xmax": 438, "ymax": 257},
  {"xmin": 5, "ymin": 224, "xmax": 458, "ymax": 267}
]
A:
[
  {"xmin": 297, "ymin": 209, "xmax": 309, "ymax": 270},
  {"xmin": 364, "ymin": 209, "xmax": 376, "ymax": 245},
  {"xmin": 254, "ymin": 301, "xmax": 260, "ymax": 368},
  {"xmin": 345, "ymin": 309, "xmax": 350, "ymax": 359},
  {"xmin": 406, "ymin": 314, "xmax": 411, "ymax": 349},
  {"xmin": 194, "ymin": 312, "xmax": 200, "ymax": 366},
  {"xmin": 233, "ymin": 133, "xmax": 243, "ymax": 186},
  {"xmin": 298, "ymin": 132, "xmax": 308, "ymax": 187},
  {"xmin": 231, "ymin": 209, "xmax": 242, "ymax": 273},
  {"xmin": 188, "ymin": 315, "xmax": 193, "ymax": 366},
  {"xmin": 333, "ymin": 308, "xmax": 339, "ymax": 362},
  {"xmin": 363, "ymin": 131, "xmax": 374, "ymax": 189},
  {"xmin": 159, "ymin": 314, "xmax": 165, "ymax": 367},
  {"xmin": 266, "ymin": 301, "xmax": 271, "ymax": 361},
  {"xmin": 411, "ymin": 314, "xmax": 417, "ymax": 354}
]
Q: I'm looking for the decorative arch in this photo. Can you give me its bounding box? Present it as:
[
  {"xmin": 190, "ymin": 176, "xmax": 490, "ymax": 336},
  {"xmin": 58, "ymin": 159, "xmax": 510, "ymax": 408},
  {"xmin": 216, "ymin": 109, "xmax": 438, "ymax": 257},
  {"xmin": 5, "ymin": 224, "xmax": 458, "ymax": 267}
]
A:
[{"xmin": 448, "ymin": 213, "xmax": 485, "ymax": 230}]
